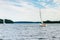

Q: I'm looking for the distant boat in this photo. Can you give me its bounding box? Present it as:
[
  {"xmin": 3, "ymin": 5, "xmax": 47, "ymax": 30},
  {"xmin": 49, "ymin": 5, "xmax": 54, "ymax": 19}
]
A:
[{"xmin": 39, "ymin": 9, "xmax": 47, "ymax": 27}]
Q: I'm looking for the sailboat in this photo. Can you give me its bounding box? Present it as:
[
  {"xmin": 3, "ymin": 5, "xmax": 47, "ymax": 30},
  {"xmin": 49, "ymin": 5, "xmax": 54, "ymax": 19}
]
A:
[{"xmin": 40, "ymin": 9, "xmax": 47, "ymax": 27}]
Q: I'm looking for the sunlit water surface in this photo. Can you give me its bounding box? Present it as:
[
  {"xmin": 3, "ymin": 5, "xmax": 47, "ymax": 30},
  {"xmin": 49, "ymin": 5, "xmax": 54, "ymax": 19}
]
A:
[{"xmin": 0, "ymin": 23, "xmax": 60, "ymax": 40}]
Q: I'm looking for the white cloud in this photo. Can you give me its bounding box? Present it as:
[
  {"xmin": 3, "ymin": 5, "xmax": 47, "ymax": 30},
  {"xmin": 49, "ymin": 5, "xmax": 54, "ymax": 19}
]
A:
[
  {"xmin": 0, "ymin": 0, "xmax": 41, "ymax": 22},
  {"xmin": 41, "ymin": 8, "xmax": 60, "ymax": 21},
  {"xmin": 54, "ymin": 0, "xmax": 60, "ymax": 3},
  {"xmin": 0, "ymin": 0, "xmax": 60, "ymax": 22}
]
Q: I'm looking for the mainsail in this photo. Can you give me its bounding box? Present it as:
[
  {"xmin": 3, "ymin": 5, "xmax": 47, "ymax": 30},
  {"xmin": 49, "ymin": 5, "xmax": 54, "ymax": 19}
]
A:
[{"xmin": 39, "ymin": 9, "xmax": 43, "ymax": 24}]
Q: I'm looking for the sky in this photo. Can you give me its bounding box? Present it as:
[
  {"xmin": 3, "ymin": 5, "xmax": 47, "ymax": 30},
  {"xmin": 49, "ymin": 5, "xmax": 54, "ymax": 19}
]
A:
[{"xmin": 0, "ymin": 0, "xmax": 60, "ymax": 22}]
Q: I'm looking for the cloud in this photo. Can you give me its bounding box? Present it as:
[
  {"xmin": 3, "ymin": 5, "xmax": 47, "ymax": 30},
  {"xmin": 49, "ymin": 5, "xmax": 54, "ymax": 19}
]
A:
[
  {"xmin": 21, "ymin": 0, "xmax": 60, "ymax": 8},
  {"xmin": 0, "ymin": 0, "xmax": 60, "ymax": 21},
  {"xmin": 41, "ymin": 8, "xmax": 60, "ymax": 21},
  {"xmin": 0, "ymin": 0, "xmax": 41, "ymax": 21},
  {"xmin": 1, "ymin": 0, "xmax": 60, "ymax": 8},
  {"xmin": 54, "ymin": 0, "xmax": 60, "ymax": 3}
]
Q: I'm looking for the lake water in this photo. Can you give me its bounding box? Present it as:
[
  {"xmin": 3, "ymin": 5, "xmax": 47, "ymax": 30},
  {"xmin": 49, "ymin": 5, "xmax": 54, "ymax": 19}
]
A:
[{"xmin": 0, "ymin": 23, "xmax": 60, "ymax": 40}]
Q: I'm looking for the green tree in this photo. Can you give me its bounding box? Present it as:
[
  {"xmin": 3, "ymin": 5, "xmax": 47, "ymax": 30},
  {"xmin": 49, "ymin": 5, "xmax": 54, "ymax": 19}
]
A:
[
  {"xmin": 5, "ymin": 19, "xmax": 14, "ymax": 23},
  {"xmin": 0, "ymin": 19, "xmax": 3, "ymax": 23}
]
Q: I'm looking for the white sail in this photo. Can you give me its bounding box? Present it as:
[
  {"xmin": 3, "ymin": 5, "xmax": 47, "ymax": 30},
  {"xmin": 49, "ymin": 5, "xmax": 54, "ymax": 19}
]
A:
[
  {"xmin": 3, "ymin": 19, "xmax": 5, "ymax": 24},
  {"xmin": 39, "ymin": 9, "xmax": 47, "ymax": 27},
  {"xmin": 39, "ymin": 9, "xmax": 43, "ymax": 24}
]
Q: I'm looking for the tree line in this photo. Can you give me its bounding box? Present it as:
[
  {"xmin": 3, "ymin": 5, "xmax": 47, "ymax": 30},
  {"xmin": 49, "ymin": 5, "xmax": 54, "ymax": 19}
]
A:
[
  {"xmin": 0, "ymin": 19, "xmax": 14, "ymax": 24},
  {"xmin": 43, "ymin": 20, "xmax": 60, "ymax": 23}
]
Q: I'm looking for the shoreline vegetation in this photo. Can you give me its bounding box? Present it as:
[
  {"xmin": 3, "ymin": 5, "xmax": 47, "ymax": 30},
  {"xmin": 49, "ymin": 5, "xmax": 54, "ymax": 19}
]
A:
[
  {"xmin": 43, "ymin": 20, "xmax": 60, "ymax": 23},
  {"xmin": 14, "ymin": 20, "xmax": 60, "ymax": 23},
  {"xmin": 0, "ymin": 19, "xmax": 14, "ymax": 24},
  {"xmin": 0, "ymin": 19, "xmax": 60, "ymax": 24}
]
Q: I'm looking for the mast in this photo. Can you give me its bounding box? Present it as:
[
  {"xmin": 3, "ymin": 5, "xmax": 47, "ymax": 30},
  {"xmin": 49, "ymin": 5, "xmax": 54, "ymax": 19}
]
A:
[
  {"xmin": 39, "ymin": 9, "xmax": 43, "ymax": 24},
  {"xmin": 3, "ymin": 19, "xmax": 5, "ymax": 24}
]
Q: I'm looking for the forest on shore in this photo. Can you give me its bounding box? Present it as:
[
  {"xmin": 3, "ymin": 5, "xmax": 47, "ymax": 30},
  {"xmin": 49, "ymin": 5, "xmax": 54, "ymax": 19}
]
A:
[
  {"xmin": 43, "ymin": 20, "xmax": 60, "ymax": 23},
  {"xmin": 0, "ymin": 19, "xmax": 14, "ymax": 24},
  {"xmin": 14, "ymin": 20, "xmax": 60, "ymax": 23},
  {"xmin": 0, "ymin": 19, "xmax": 60, "ymax": 24}
]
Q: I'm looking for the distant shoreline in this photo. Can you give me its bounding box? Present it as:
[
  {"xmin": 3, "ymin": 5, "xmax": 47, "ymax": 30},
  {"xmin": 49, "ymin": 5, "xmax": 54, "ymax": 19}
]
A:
[
  {"xmin": 14, "ymin": 21, "xmax": 41, "ymax": 23},
  {"xmin": 14, "ymin": 21, "xmax": 60, "ymax": 23},
  {"xmin": 0, "ymin": 19, "xmax": 60, "ymax": 24}
]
